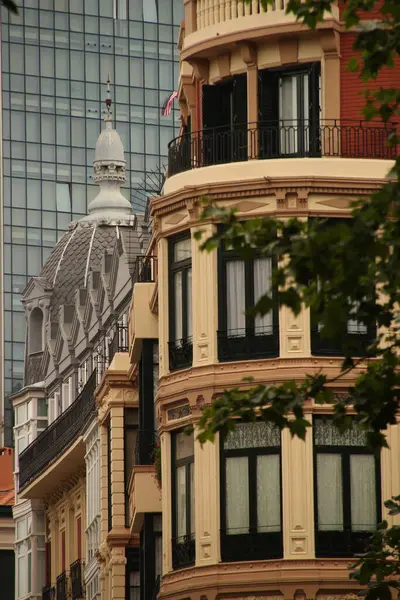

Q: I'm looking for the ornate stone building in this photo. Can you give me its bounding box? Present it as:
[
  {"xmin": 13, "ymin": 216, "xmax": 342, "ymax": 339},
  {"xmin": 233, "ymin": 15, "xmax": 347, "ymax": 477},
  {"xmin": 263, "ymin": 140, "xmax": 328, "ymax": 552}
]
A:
[
  {"xmin": 12, "ymin": 98, "xmax": 149, "ymax": 600},
  {"xmin": 127, "ymin": 3, "xmax": 400, "ymax": 600}
]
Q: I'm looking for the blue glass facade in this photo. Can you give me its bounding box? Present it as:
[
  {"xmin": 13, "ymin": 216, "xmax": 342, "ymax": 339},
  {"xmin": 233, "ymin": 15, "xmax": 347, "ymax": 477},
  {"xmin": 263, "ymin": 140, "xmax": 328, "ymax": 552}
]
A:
[{"xmin": 1, "ymin": 0, "xmax": 182, "ymax": 444}]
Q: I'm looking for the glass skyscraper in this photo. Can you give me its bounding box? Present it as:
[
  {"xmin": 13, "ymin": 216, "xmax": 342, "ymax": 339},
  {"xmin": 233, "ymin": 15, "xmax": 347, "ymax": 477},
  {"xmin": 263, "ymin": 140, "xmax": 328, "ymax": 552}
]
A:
[{"xmin": 0, "ymin": 0, "xmax": 182, "ymax": 445}]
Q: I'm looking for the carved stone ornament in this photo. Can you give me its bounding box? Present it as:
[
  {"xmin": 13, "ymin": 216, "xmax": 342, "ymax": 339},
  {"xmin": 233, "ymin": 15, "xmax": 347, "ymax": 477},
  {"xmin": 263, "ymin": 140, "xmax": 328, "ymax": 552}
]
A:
[{"xmin": 167, "ymin": 404, "xmax": 192, "ymax": 421}]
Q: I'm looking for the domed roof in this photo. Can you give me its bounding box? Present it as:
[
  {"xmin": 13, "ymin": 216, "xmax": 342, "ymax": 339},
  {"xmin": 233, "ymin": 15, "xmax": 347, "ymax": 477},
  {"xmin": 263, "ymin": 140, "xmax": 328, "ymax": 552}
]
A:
[
  {"xmin": 39, "ymin": 222, "xmax": 121, "ymax": 319},
  {"xmin": 94, "ymin": 120, "xmax": 125, "ymax": 166}
]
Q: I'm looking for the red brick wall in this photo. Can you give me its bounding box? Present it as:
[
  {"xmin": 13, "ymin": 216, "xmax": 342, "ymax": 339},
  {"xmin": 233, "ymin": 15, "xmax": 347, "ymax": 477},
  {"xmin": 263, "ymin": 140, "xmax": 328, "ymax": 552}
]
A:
[
  {"xmin": 340, "ymin": 32, "xmax": 400, "ymax": 123},
  {"xmin": 338, "ymin": 0, "xmax": 384, "ymax": 20}
]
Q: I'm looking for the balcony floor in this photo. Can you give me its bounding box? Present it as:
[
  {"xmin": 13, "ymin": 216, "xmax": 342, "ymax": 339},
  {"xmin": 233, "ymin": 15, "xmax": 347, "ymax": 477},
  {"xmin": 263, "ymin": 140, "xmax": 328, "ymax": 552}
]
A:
[{"xmin": 164, "ymin": 156, "xmax": 393, "ymax": 197}]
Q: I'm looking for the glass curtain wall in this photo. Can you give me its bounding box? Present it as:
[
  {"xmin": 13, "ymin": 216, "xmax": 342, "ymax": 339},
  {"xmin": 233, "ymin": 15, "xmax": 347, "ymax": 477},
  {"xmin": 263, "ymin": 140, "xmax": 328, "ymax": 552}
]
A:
[{"xmin": 0, "ymin": 0, "xmax": 183, "ymax": 444}]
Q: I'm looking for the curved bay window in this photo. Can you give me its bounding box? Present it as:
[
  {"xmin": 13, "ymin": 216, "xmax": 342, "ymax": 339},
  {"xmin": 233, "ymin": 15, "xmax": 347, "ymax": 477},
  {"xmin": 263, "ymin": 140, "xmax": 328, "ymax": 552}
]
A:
[
  {"xmin": 314, "ymin": 418, "xmax": 381, "ymax": 557},
  {"xmin": 168, "ymin": 234, "xmax": 193, "ymax": 371},
  {"xmin": 218, "ymin": 242, "xmax": 279, "ymax": 361},
  {"xmin": 171, "ymin": 431, "xmax": 195, "ymax": 569},
  {"xmin": 221, "ymin": 422, "xmax": 283, "ymax": 561}
]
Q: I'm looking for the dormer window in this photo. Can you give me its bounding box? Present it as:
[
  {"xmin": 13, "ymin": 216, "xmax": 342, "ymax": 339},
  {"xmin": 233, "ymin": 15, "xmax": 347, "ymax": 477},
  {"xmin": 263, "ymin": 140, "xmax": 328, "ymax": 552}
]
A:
[{"xmin": 29, "ymin": 307, "xmax": 43, "ymax": 354}]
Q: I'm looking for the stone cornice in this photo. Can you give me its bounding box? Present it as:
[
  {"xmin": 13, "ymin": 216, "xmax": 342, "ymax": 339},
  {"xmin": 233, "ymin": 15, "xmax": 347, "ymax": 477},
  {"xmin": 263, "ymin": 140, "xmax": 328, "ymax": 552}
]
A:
[
  {"xmin": 151, "ymin": 175, "xmax": 386, "ymax": 221},
  {"xmin": 156, "ymin": 356, "xmax": 368, "ymax": 412},
  {"xmin": 160, "ymin": 556, "xmax": 359, "ymax": 599}
]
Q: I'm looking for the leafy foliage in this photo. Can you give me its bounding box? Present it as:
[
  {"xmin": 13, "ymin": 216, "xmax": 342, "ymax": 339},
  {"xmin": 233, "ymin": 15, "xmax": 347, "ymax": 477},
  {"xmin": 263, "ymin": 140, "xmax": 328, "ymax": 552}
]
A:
[
  {"xmin": 2, "ymin": 0, "xmax": 18, "ymax": 14},
  {"xmin": 196, "ymin": 1, "xmax": 400, "ymax": 598}
]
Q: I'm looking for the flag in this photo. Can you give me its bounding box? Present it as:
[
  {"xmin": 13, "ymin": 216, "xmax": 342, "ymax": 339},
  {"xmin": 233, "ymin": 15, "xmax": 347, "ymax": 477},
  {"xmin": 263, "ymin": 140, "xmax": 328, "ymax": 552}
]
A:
[{"xmin": 161, "ymin": 91, "xmax": 178, "ymax": 116}]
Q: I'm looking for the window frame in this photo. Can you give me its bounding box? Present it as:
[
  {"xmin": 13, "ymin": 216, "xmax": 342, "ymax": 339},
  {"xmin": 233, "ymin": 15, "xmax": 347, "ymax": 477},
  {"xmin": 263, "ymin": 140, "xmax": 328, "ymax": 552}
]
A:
[
  {"xmin": 220, "ymin": 422, "xmax": 283, "ymax": 562},
  {"xmin": 217, "ymin": 239, "xmax": 279, "ymax": 361},
  {"xmin": 313, "ymin": 417, "xmax": 381, "ymax": 558},
  {"xmin": 168, "ymin": 232, "xmax": 193, "ymax": 371},
  {"xmin": 171, "ymin": 430, "xmax": 195, "ymax": 570}
]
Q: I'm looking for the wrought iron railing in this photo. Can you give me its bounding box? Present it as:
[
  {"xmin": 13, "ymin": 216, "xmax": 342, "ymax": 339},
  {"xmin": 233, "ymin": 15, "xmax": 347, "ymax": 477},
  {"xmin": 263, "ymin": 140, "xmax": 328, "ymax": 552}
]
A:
[
  {"xmin": 168, "ymin": 337, "xmax": 193, "ymax": 371},
  {"xmin": 42, "ymin": 585, "xmax": 56, "ymax": 600},
  {"xmin": 220, "ymin": 528, "xmax": 283, "ymax": 562},
  {"xmin": 310, "ymin": 322, "xmax": 376, "ymax": 357},
  {"xmin": 108, "ymin": 324, "xmax": 129, "ymax": 363},
  {"xmin": 168, "ymin": 119, "xmax": 397, "ymax": 176},
  {"xmin": 134, "ymin": 255, "xmax": 157, "ymax": 284},
  {"xmin": 56, "ymin": 572, "xmax": 68, "ymax": 600},
  {"xmin": 70, "ymin": 559, "xmax": 84, "ymax": 600},
  {"xmin": 217, "ymin": 328, "xmax": 279, "ymax": 362},
  {"xmin": 316, "ymin": 526, "xmax": 374, "ymax": 558},
  {"xmin": 19, "ymin": 370, "xmax": 97, "ymax": 490},
  {"xmin": 172, "ymin": 535, "xmax": 195, "ymax": 570},
  {"xmin": 134, "ymin": 430, "xmax": 159, "ymax": 465}
]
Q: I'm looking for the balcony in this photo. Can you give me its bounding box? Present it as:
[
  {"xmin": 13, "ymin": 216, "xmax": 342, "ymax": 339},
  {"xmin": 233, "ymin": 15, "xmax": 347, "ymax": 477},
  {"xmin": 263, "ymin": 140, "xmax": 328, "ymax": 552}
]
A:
[
  {"xmin": 218, "ymin": 328, "xmax": 279, "ymax": 362},
  {"xmin": 172, "ymin": 535, "xmax": 195, "ymax": 570},
  {"xmin": 316, "ymin": 527, "xmax": 374, "ymax": 558},
  {"xmin": 108, "ymin": 324, "xmax": 129, "ymax": 364},
  {"xmin": 183, "ymin": 0, "xmax": 339, "ymax": 59},
  {"xmin": 70, "ymin": 559, "xmax": 84, "ymax": 600},
  {"xmin": 19, "ymin": 370, "xmax": 97, "ymax": 490},
  {"xmin": 135, "ymin": 429, "xmax": 159, "ymax": 465},
  {"xmin": 129, "ymin": 259, "xmax": 158, "ymax": 360},
  {"xmin": 168, "ymin": 337, "xmax": 193, "ymax": 371},
  {"xmin": 133, "ymin": 255, "xmax": 157, "ymax": 284},
  {"xmin": 168, "ymin": 119, "xmax": 397, "ymax": 177},
  {"xmin": 42, "ymin": 585, "xmax": 56, "ymax": 600},
  {"xmin": 310, "ymin": 321, "xmax": 377, "ymax": 357},
  {"xmin": 128, "ymin": 434, "xmax": 162, "ymax": 533},
  {"xmin": 56, "ymin": 572, "xmax": 68, "ymax": 600}
]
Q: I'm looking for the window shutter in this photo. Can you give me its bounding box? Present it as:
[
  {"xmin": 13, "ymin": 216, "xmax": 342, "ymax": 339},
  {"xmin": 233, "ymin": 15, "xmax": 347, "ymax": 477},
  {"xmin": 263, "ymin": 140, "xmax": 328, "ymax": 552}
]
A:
[
  {"xmin": 54, "ymin": 392, "xmax": 61, "ymax": 418},
  {"xmin": 48, "ymin": 397, "xmax": 55, "ymax": 424},
  {"xmin": 233, "ymin": 73, "xmax": 247, "ymax": 125},
  {"xmin": 258, "ymin": 69, "xmax": 279, "ymax": 158},
  {"xmin": 258, "ymin": 69, "xmax": 279, "ymax": 124},
  {"xmin": 62, "ymin": 383, "xmax": 70, "ymax": 411}
]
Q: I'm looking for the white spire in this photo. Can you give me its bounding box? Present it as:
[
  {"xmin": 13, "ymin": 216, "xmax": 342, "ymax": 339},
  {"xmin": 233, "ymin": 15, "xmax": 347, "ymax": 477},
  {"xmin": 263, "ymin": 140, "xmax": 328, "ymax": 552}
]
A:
[{"xmin": 84, "ymin": 77, "xmax": 132, "ymax": 220}]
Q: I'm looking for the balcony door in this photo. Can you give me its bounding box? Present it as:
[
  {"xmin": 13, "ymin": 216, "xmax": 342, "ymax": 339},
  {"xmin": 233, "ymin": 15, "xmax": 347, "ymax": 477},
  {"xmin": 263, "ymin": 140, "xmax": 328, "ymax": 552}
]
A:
[
  {"xmin": 258, "ymin": 63, "xmax": 320, "ymax": 158},
  {"xmin": 202, "ymin": 74, "xmax": 247, "ymax": 165}
]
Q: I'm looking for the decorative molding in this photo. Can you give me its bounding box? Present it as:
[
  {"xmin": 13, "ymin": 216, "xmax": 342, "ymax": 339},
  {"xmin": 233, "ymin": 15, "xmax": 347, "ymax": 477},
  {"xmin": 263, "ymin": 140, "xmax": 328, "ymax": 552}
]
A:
[
  {"xmin": 167, "ymin": 404, "xmax": 192, "ymax": 421},
  {"xmin": 152, "ymin": 175, "xmax": 384, "ymax": 220}
]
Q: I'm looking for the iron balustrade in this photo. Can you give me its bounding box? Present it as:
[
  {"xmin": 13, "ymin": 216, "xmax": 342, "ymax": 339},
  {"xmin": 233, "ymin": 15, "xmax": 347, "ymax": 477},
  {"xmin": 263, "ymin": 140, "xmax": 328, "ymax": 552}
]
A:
[
  {"xmin": 168, "ymin": 337, "xmax": 193, "ymax": 371},
  {"xmin": 70, "ymin": 559, "xmax": 84, "ymax": 600},
  {"xmin": 19, "ymin": 370, "xmax": 97, "ymax": 490},
  {"xmin": 134, "ymin": 255, "xmax": 158, "ymax": 283},
  {"xmin": 217, "ymin": 328, "xmax": 279, "ymax": 362},
  {"xmin": 108, "ymin": 324, "xmax": 129, "ymax": 363},
  {"xmin": 134, "ymin": 430, "xmax": 159, "ymax": 465},
  {"xmin": 168, "ymin": 119, "xmax": 397, "ymax": 176},
  {"xmin": 310, "ymin": 322, "xmax": 376, "ymax": 357},
  {"xmin": 220, "ymin": 529, "xmax": 283, "ymax": 562},
  {"xmin": 171, "ymin": 535, "xmax": 195, "ymax": 570},
  {"xmin": 316, "ymin": 526, "xmax": 374, "ymax": 558},
  {"xmin": 56, "ymin": 572, "xmax": 68, "ymax": 600},
  {"xmin": 42, "ymin": 586, "xmax": 56, "ymax": 600}
]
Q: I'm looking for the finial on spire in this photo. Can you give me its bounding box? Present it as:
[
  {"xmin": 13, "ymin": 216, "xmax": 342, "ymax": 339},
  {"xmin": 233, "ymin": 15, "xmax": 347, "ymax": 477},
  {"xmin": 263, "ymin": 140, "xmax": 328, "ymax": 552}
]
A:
[{"xmin": 105, "ymin": 75, "xmax": 112, "ymax": 121}]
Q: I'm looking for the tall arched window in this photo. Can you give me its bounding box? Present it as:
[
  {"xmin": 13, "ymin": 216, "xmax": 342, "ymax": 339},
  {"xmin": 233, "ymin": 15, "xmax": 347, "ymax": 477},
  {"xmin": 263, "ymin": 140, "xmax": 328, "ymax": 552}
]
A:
[{"xmin": 29, "ymin": 307, "xmax": 43, "ymax": 354}]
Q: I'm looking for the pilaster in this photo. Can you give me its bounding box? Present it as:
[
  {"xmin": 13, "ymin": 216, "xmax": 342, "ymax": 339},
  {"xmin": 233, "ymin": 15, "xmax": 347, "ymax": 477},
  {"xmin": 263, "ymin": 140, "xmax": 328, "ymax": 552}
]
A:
[
  {"xmin": 192, "ymin": 224, "xmax": 218, "ymax": 366},
  {"xmin": 282, "ymin": 417, "xmax": 315, "ymax": 559},
  {"xmin": 194, "ymin": 431, "xmax": 221, "ymax": 566},
  {"xmin": 158, "ymin": 237, "xmax": 169, "ymax": 378},
  {"xmin": 161, "ymin": 431, "xmax": 172, "ymax": 574}
]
